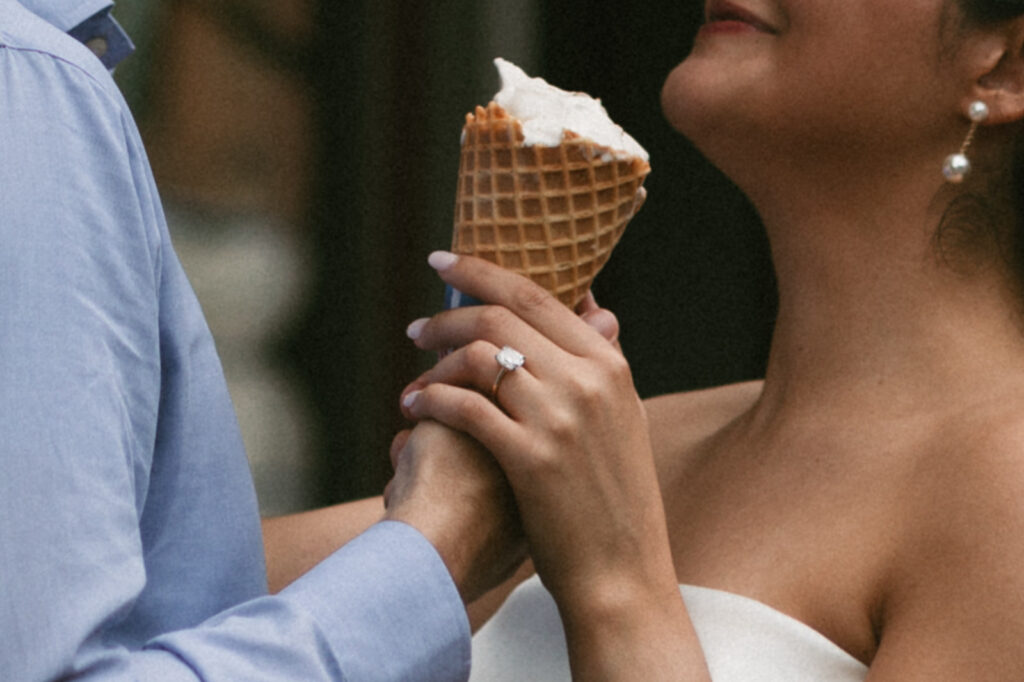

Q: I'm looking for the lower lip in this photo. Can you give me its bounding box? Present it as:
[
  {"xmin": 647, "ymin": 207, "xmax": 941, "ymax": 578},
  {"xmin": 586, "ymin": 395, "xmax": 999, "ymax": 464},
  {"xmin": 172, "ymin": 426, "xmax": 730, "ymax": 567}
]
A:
[{"xmin": 698, "ymin": 20, "xmax": 769, "ymax": 36}]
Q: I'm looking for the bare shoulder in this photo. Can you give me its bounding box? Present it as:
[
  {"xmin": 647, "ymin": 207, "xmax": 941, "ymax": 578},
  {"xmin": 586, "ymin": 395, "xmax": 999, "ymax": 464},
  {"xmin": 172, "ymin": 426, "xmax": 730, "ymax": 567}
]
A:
[
  {"xmin": 643, "ymin": 381, "xmax": 763, "ymax": 484},
  {"xmin": 872, "ymin": 405, "xmax": 1024, "ymax": 678},
  {"xmin": 644, "ymin": 380, "xmax": 763, "ymax": 455}
]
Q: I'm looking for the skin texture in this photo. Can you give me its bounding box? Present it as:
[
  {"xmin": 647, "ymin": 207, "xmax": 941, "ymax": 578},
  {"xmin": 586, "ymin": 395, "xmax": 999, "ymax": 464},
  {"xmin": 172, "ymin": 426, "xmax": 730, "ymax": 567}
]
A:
[
  {"xmin": 261, "ymin": 292, "xmax": 617, "ymax": 617},
  {"xmin": 403, "ymin": 256, "xmax": 711, "ymax": 680},
  {"xmin": 262, "ymin": 498, "xmax": 386, "ymax": 595},
  {"xmin": 382, "ymin": 421, "xmax": 527, "ymax": 605},
  {"xmin": 260, "ymin": 420, "xmax": 527, "ymax": 610},
  {"xmin": 397, "ymin": 1, "xmax": 1024, "ymax": 679}
]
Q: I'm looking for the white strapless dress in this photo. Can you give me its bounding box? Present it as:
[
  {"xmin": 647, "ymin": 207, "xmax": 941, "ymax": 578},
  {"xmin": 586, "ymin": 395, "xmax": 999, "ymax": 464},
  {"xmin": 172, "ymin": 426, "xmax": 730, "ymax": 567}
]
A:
[{"xmin": 470, "ymin": 575, "xmax": 869, "ymax": 681}]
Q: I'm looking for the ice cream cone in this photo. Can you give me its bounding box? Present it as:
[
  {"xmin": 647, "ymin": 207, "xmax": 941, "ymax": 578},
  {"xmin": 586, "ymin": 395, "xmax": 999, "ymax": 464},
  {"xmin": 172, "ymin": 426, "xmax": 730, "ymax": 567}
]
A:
[{"xmin": 451, "ymin": 102, "xmax": 650, "ymax": 308}]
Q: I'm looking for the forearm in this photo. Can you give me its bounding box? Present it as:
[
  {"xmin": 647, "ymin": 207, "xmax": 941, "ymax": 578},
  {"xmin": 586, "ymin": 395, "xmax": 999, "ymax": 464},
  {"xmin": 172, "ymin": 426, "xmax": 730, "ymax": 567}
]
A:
[
  {"xmin": 262, "ymin": 496, "xmax": 385, "ymax": 593},
  {"xmin": 137, "ymin": 522, "xmax": 470, "ymax": 681}
]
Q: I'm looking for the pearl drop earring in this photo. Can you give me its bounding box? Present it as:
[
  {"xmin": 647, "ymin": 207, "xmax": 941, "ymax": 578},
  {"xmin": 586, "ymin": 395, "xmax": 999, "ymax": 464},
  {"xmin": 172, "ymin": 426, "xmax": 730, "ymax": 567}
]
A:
[{"xmin": 943, "ymin": 100, "xmax": 990, "ymax": 183}]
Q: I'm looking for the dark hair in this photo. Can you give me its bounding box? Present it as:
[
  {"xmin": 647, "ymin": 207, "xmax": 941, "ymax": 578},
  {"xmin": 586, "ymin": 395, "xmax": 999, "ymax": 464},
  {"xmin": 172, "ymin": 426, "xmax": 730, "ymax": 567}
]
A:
[
  {"xmin": 960, "ymin": 0, "xmax": 1024, "ymax": 23},
  {"xmin": 938, "ymin": 1, "xmax": 1024, "ymax": 292}
]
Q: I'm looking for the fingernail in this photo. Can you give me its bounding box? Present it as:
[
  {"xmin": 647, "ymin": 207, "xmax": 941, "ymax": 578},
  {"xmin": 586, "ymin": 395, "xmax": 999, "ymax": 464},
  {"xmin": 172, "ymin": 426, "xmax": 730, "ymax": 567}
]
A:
[
  {"xmin": 428, "ymin": 251, "xmax": 459, "ymax": 271},
  {"xmin": 406, "ymin": 318, "xmax": 428, "ymax": 340},
  {"xmin": 402, "ymin": 390, "xmax": 421, "ymax": 408}
]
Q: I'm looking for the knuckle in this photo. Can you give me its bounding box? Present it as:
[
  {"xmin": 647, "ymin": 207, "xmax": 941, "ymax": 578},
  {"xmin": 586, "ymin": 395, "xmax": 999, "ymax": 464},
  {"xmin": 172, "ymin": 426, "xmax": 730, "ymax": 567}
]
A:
[
  {"xmin": 476, "ymin": 305, "xmax": 511, "ymax": 336},
  {"xmin": 510, "ymin": 280, "xmax": 552, "ymax": 313},
  {"xmin": 545, "ymin": 405, "xmax": 579, "ymax": 442},
  {"xmin": 465, "ymin": 341, "xmax": 499, "ymax": 388},
  {"xmin": 451, "ymin": 387, "xmax": 488, "ymax": 424},
  {"xmin": 561, "ymin": 356, "xmax": 635, "ymax": 412},
  {"xmin": 392, "ymin": 428, "xmax": 414, "ymax": 458},
  {"xmin": 566, "ymin": 366, "xmax": 605, "ymax": 404},
  {"xmin": 604, "ymin": 352, "xmax": 633, "ymax": 383},
  {"xmin": 518, "ymin": 438, "xmax": 572, "ymax": 483},
  {"xmin": 517, "ymin": 440, "xmax": 557, "ymax": 477},
  {"xmin": 465, "ymin": 339, "xmax": 495, "ymax": 368}
]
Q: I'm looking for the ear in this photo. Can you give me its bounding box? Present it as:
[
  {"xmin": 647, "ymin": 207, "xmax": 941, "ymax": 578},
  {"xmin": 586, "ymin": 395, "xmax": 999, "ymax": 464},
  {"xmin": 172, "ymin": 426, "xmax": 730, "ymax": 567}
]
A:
[{"xmin": 970, "ymin": 19, "xmax": 1024, "ymax": 126}]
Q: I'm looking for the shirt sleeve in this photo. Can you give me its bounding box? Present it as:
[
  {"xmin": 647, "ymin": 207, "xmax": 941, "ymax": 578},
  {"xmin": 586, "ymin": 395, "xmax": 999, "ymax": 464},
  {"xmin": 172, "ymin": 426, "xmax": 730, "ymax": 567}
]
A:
[
  {"xmin": 0, "ymin": 27, "xmax": 469, "ymax": 682},
  {"xmin": 137, "ymin": 523, "xmax": 472, "ymax": 682}
]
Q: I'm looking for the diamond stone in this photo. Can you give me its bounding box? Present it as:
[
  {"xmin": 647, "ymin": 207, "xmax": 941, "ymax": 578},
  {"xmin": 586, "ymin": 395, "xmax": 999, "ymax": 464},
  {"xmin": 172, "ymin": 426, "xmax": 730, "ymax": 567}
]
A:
[{"xmin": 496, "ymin": 346, "xmax": 526, "ymax": 371}]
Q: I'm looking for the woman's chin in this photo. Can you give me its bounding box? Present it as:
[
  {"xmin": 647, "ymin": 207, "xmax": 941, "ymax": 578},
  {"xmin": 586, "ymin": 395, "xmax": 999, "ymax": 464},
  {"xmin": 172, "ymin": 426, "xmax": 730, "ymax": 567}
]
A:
[
  {"xmin": 660, "ymin": 63, "xmax": 786, "ymax": 186},
  {"xmin": 660, "ymin": 62, "xmax": 698, "ymax": 134},
  {"xmin": 659, "ymin": 60, "xmax": 743, "ymax": 141},
  {"xmin": 659, "ymin": 74, "xmax": 731, "ymax": 160}
]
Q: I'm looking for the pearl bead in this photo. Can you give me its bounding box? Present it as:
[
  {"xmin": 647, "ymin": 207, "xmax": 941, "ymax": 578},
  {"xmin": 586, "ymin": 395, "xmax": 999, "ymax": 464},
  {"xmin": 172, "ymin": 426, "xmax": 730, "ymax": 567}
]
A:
[
  {"xmin": 943, "ymin": 153, "xmax": 970, "ymax": 183},
  {"xmin": 968, "ymin": 100, "xmax": 990, "ymax": 123}
]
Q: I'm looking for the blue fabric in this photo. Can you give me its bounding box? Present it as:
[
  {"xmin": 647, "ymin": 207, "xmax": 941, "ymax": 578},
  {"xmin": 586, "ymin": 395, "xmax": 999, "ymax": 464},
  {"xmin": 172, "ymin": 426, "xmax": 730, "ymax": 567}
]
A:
[
  {"xmin": 445, "ymin": 285, "xmax": 484, "ymax": 310},
  {"xmin": 0, "ymin": 2, "xmax": 470, "ymax": 680},
  {"xmin": 16, "ymin": 0, "xmax": 108, "ymax": 31},
  {"xmin": 17, "ymin": 0, "xmax": 134, "ymax": 69},
  {"xmin": 67, "ymin": 7, "xmax": 134, "ymax": 70}
]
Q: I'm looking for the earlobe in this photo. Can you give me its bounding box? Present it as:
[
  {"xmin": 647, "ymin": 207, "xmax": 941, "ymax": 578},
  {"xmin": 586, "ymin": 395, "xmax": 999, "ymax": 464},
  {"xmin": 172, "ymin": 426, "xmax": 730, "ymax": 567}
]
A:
[{"xmin": 972, "ymin": 21, "xmax": 1024, "ymax": 125}]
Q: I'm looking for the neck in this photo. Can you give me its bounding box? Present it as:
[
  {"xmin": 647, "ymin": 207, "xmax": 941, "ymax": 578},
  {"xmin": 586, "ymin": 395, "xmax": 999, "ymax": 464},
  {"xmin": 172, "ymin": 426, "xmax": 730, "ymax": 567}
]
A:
[{"xmin": 748, "ymin": 161, "xmax": 1024, "ymax": 423}]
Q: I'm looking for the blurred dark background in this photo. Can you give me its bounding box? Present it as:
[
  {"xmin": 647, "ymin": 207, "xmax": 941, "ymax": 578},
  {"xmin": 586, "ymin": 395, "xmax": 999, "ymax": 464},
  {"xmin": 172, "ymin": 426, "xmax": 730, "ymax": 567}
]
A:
[{"xmin": 117, "ymin": 0, "xmax": 776, "ymax": 512}]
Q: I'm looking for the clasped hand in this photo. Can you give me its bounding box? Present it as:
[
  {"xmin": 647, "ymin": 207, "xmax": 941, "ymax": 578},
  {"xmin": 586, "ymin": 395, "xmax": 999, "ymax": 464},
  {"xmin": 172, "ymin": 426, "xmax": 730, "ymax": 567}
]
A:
[{"xmin": 398, "ymin": 252, "xmax": 673, "ymax": 609}]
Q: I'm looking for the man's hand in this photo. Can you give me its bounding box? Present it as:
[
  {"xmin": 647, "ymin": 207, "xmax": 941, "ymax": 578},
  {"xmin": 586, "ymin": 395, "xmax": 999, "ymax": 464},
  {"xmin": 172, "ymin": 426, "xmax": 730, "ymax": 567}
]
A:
[{"xmin": 384, "ymin": 420, "xmax": 526, "ymax": 604}]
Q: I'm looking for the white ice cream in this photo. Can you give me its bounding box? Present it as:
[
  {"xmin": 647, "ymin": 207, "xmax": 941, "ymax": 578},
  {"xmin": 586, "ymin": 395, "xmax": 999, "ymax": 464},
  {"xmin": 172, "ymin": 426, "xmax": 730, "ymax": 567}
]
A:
[{"xmin": 491, "ymin": 57, "xmax": 649, "ymax": 162}]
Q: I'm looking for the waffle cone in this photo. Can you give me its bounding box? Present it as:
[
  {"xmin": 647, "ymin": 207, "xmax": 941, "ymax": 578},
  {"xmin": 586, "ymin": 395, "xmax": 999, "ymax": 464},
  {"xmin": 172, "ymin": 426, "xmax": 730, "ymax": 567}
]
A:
[{"xmin": 452, "ymin": 102, "xmax": 649, "ymax": 308}]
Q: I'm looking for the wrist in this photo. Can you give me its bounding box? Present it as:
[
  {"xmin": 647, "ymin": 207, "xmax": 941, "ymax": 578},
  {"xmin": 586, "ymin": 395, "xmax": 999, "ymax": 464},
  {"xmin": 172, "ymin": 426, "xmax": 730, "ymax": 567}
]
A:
[
  {"xmin": 554, "ymin": 568, "xmax": 682, "ymax": 627},
  {"xmin": 383, "ymin": 506, "xmax": 467, "ymax": 594},
  {"xmin": 537, "ymin": 504, "xmax": 679, "ymax": 614},
  {"xmin": 384, "ymin": 503, "xmax": 523, "ymax": 605},
  {"xmin": 556, "ymin": 574, "xmax": 708, "ymax": 680}
]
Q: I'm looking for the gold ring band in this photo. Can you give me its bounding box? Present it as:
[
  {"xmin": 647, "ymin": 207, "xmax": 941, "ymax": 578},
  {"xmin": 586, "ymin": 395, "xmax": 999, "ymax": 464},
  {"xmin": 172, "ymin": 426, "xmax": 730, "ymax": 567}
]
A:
[{"xmin": 491, "ymin": 367, "xmax": 510, "ymax": 399}]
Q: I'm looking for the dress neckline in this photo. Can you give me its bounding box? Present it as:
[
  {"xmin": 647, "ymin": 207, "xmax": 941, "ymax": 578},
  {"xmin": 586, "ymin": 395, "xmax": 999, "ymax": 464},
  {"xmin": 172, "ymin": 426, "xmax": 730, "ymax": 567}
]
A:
[{"xmin": 678, "ymin": 582, "xmax": 870, "ymax": 670}]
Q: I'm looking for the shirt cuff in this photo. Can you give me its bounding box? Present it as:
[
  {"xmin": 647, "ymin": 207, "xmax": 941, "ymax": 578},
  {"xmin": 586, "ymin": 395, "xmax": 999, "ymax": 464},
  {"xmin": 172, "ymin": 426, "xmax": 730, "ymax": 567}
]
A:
[{"xmin": 282, "ymin": 520, "xmax": 471, "ymax": 681}]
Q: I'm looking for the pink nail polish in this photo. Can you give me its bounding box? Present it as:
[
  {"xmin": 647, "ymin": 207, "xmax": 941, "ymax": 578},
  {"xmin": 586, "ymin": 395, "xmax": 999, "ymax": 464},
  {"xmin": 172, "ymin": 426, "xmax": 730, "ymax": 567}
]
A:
[
  {"xmin": 428, "ymin": 251, "xmax": 459, "ymax": 271},
  {"xmin": 406, "ymin": 318, "xmax": 428, "ymax": 340}
]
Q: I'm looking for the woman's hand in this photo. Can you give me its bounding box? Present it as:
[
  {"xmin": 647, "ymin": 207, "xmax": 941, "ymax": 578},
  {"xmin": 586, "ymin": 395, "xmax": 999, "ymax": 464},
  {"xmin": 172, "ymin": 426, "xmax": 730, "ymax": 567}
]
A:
[
  {"xmin": 401, "ymin": 252, "xmax": 677, "ymax": 610},
  {"xmin": 401, "ymin": 253, "xmax": 710, "ymax": 679}
]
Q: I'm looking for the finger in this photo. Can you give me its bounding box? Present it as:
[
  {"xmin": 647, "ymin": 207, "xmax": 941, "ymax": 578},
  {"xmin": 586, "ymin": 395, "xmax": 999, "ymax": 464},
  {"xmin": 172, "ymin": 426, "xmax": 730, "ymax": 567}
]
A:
[
  {"xmin": 580, "ymin": 307, "xmax": 620, "ymax": 345},
  {"xmin": 575, "ymin": 290, "xmax": 599, "ymax": 316},
  {"xmin": 389, "ymin": 429, "xmax": 412, "ymax": 470},
  {"xmin": 575, "ymin": 290, "xmax": 622, "ymax": 349},
  {"xmin": 401, "ymin": 340, "xmax": 536, "ymax": 416},
  {"xmin": 401, "ymin": 357, "xmax": 537, "ymax": 423},
  {"xmin": 402, "ymin": 384, "xmax": 527, "ymax": 473},
  {"xmin": 408, "ymin": 304, "xmax": 564, "ymax": 373},
  {"xmin": 427, "ymin": 252, "xmax": 610, "ymax": 356}
]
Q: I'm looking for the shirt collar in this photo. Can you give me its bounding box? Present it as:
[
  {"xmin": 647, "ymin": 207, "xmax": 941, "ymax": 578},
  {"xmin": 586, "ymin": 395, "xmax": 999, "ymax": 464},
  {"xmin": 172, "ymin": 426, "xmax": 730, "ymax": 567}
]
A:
[{"xmin": 17, "ymin": 0, "xmax": 134, "ymax": 69}]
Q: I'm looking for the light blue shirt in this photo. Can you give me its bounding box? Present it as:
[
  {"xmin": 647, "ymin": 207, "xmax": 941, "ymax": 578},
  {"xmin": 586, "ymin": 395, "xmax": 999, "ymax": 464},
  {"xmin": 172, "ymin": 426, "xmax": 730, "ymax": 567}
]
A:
[
  {"xmin": 18, "ymin": 0, "xmax": 133, "ymax": 69},
  {"xmin": 0, "ymin": 2, "xmax": 470, "ymax": 680}
]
